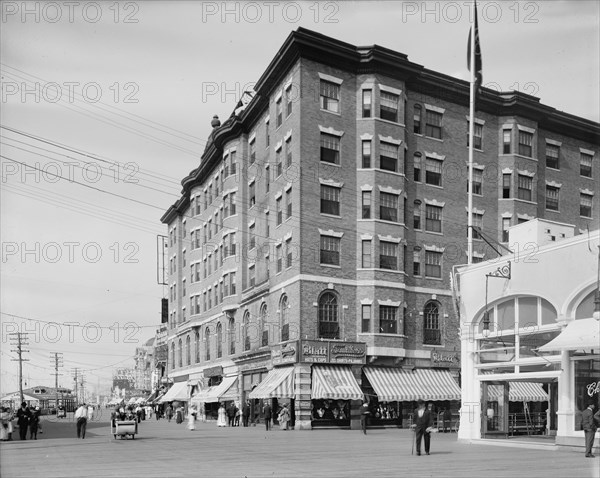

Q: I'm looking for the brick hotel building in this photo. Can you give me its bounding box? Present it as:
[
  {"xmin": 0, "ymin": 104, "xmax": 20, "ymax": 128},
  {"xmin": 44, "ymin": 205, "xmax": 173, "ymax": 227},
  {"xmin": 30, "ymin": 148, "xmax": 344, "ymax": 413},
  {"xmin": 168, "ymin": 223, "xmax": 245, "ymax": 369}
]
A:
[{"xmin": 160, "ymin": 28, "xmax": 599, "ymax": 430}]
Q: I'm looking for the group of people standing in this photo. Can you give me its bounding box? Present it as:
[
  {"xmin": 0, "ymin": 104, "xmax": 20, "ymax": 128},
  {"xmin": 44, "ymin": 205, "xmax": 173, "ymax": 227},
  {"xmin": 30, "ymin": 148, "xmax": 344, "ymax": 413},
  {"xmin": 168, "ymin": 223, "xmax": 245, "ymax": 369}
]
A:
[
  {"xmin": 0, "ymin": 402, "xmax": 42, "ymax": 441},
  {"xmin": 216, "ymin": 402, "xmax": 251, "ymax": 427}
]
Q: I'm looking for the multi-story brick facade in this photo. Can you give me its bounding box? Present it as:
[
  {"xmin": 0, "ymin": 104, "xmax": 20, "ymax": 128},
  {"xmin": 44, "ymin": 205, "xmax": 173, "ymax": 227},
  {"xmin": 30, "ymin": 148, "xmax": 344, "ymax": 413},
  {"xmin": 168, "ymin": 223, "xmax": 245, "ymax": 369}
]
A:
[{"xmin": 160, "ymin": 28, "xmax": 599, "ymax": 430}]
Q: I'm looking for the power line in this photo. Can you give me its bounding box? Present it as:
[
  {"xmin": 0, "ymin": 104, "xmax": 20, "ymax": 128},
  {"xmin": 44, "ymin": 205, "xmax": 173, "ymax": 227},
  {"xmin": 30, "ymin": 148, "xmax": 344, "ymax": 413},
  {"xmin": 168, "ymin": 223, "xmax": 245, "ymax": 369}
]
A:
[{"xmin": 9, "ymin": 332, "xmax": 30, "ymax": 403}]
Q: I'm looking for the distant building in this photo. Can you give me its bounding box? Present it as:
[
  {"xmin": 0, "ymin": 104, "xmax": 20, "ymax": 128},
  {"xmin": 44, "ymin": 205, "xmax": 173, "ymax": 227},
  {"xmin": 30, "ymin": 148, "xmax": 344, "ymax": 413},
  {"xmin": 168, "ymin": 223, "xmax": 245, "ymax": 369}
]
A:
[
  {"xmin": 133, "ymin": 337, "xmax": 154, "ymax": 391},
  {"xmin": 161, "ymin": 28, "xmax": 599, "ymax": 430},
  {"xmin": 0, "ymin": 385, "xmax": 75, "ymax": 412}
]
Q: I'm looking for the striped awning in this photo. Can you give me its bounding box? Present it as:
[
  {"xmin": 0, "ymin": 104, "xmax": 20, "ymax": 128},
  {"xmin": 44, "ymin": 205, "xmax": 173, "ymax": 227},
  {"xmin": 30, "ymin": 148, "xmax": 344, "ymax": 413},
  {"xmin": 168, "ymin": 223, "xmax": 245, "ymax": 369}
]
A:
[
  {"xmin": 248, "ymin": 367, "xmax": 295, "ymax": 399},
  {"xmin": 486, "ymin": 382, "xmax": 548, "ymax": 402},
  {"xmin": 311, "ymin": 365, "xmax": 363, "ymax": 400},
  {"xmin": 158, "ymin": 382, "xmax": 189, "ymax": 403},
  {"xmin": 191, "ymin": 376, "xmax": 237, "ymax": 404},
  {"xmin": 363, "ymin": 367, "xmax": 461, "ymax": 401}
]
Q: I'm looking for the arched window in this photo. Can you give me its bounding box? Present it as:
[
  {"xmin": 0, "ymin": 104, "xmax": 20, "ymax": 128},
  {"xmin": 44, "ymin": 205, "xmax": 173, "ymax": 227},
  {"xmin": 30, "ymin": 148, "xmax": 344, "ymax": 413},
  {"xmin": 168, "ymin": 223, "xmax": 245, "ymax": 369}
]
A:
[
  {"xmin": 170, "ymin": 342, "xmax": 175, "ymax": 370},
  {"xmin": 280, "ymin": 295, "xmax": 289, "ymax": 341},
  {"xmin": 318, "ymin": 292, "xmax": 339, "ymax": 339},
  {"xmin": 243, "ymin": 312, "xmax": 251, "ymax": 351},
  {"xmin": 228, "ymin": 316, "xmax": 236, "ymax": 355},
  {"xmin": 260, "ymin": 303, "xmax": 268, "ymax": 347},
  {"xmin": 204, "ymin": 327, "xmax": 211, "ymax": 361},
  {"xmin": 178, "ymin": 338, "xmax": 183, "ymax": 367},
  {"xmin": 423, "ymin": 301, "xmax": 441, "ymax": 345},
  {"xmin": 185, "ymin": 335, "xmax": 191, "ymax": 366},
  {"xmin": 194, "ymin": 331, "xmax": 200, "ymax": 363},
  {"xmin": 216, "ymin": 322, "xmax": 223, "ymax": 358}
]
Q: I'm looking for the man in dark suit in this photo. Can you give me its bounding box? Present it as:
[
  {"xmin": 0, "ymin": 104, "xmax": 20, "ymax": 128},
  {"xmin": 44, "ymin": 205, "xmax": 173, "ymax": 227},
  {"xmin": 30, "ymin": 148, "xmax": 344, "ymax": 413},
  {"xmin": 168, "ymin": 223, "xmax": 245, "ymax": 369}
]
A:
[
  {"xmin": 263, "ymin": 402, "xmax": 272, "ymax": 431},
  {"xmin": 582, "ymin": 402, "xmax": 600, "ymax": 458},
  {"xmin": 414, "ymin": 399, "xmax": 434, "ymax": 456}
]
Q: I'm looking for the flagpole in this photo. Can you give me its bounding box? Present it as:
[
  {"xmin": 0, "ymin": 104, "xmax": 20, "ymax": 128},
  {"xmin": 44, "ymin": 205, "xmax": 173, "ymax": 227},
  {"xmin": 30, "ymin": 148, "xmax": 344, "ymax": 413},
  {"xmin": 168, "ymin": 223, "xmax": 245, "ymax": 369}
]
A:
[{"xmin": 467, "ymin": 0, "xmax": 476, "ymax": 265}]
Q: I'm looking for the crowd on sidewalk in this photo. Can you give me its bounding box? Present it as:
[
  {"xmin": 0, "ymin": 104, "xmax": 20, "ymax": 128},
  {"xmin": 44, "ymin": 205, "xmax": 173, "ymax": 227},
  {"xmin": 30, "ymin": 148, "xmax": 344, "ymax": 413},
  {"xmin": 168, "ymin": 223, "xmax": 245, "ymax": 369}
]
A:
[{"xmin": 1, "ymin": 402, "xmax": 43, "ymax": 441}]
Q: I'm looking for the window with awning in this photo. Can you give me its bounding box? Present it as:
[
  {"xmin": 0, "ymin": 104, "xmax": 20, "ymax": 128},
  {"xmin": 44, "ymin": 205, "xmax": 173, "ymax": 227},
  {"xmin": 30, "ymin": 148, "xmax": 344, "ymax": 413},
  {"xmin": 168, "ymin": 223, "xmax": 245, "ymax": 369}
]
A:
[
  {"xmin": 248, "ymin": 367, "xmax": 294, "ymax": 400},
  {"xmin": 311, "ymin": 365, "xmax": 363, "ymax": 400},
  {"xmin": 191, "ymin": 376, "xmax": 237, "ymax": 403}
]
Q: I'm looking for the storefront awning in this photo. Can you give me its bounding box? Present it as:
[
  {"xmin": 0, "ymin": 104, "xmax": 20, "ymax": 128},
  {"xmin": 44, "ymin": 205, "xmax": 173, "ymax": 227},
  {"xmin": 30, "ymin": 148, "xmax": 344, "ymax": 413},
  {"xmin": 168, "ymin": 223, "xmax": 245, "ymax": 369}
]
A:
[
  {"xmin": 538, "ymin": 317, "xmax": 599, "ymax": 352},
  {"xmin": 248, "ymin": 367, "xmax": 295, "ymax": 399},
  {"xmin": 158, "ymin": 382, "xmax": 189, "ymax": 403},
  {"xmin": 487, "ymin": 382, "xmax": 548, "ymax": 402},
  {"xmin": 363, "ymin": 367, "xmax": 461, "ymax": 401},
  {"xmin": 191, "ymin": 376, "xmax": 237, "ymax": 403},
  {"xmin": 311, "ymin": 365, "xmax": 363, "ymax": 400}
]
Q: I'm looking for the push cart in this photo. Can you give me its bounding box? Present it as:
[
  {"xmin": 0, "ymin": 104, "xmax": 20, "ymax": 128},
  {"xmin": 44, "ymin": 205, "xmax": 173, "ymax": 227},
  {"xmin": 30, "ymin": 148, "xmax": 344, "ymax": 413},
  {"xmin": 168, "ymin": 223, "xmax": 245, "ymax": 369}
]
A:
[{"xmin": 111, "ymin": 419, "xmax": 138, "ymax": 439}]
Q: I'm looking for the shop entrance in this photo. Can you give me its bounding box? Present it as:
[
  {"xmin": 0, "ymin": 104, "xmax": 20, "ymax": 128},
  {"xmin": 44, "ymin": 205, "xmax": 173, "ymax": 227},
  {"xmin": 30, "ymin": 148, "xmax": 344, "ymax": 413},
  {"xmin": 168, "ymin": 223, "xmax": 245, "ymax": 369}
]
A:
[{"xmin": 481, "ymin": 382, "xmax": 509, "ymax": 438}]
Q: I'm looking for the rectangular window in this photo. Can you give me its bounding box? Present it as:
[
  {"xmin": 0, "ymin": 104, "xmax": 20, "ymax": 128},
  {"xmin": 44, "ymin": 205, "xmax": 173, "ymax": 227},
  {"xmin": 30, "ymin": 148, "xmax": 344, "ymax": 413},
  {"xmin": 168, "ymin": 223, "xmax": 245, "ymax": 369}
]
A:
[
  {"xmin": 502, "ymin": 173, "xmax": 511, "ymax": 198},
  {"xmin": 518, "ymin": 131, "xmax": 533, "ymax": 157},
  {"xmin": 249, "ymin": 265, "xmax": 255, "ymax": 287},
  {"xmin": 467, "ymin": 167, "xmax": 483, "ymax": 195},
  {"xmin": 581, "ymin": 153, "xmax": 593, "ymax": 177},
  {"xmin": 545, "ymin": 186, "xmax": 560, "ymax": 211},
  {"xmin": 361, "ymin": 240, "xmax": 371, "ymax": 268},
  {"xmin": 468, "ymin": 212, "xmax": 483, "ymax": 239},
  {"xmin": 230, "ymin": 273, "xmax": 236, "ymax": 295},
  {"xmin": 286, "ymin": 87, "xmax": 293, "ymax": 116},
  {"xmin": 276, "ymin": 197, "xmax": 282, "ymax": 225},
  {"xmin": 276, "ymin": 98, "xmax": 282, "ymax": 128},
  {"xmin": 320, "ymin": 235, "xmax": 340, "ymax": 266},
  {"xmin": 286, "ymin": 238, "xmax": 293, "ymax": 268},
  {"xmin": 276, "ymin": 244, "xmax": 282, "ymax": 273},
  {"xmin": 425, "ymin": 109, "xmax": 442, "ymax": 139},
  {"xmin": 502, "ymin": 218, "xmax": 511, "ymax": 242},
  {"xmin": 380, "ymin": 91, "xmax": 399, "ymax": 122},
  {"xmin": 214, "ymin": 213, "xmax": 219, "ymax": 234},
  {"xmin": 362, "ymin": 89, "xmax": 372, "ymax": 118},
  {"xmin": 425, "ymin": 250, "xmax": 442, "ymax": 278},
  {"xmin": 286, "ymin": 137, "xmax": 292, "ymax": 168},
  {"xmin": 546, "ymin": 144, "xmax": 559, "ymax": 169},
  {"xmin": 264, "ymin": 166, "xmax": 270, "ymax": 193},
  {"xmin": 413, "ymin": 105, "xmax": 422, "ymax": 134},
  {"xmin": 321, "ymin": 185, "xmax": 340, "ymax": 216},
  {"xmin": 361, "ymin": 305, "xmax": 371, "ymax": 333},
  {"xmin": 249, "ymin": 140, "xmax": 256, "ymax": 164},
  {"xmin": 286, "ymin": 188, "xmax": 292, "ymax": 219},
  {"xmin": 517, "ymin": 175, "xmax": 533, "ymax": 201},
  {"xmin": 380, "ymin": 142, "xmax": 399, "ymax": 172},
  {"xmin": 276, "ymin": 149, "xmax": 282, "ymax": 177},
  {"xmin": 320, "ymin": 133, "xmax": 340, "ymax": 165},
  {"xmin": 467, "ymin": 122, "xmax": 483, "ymax": 150},
  {"xmin": 425, "ymin": 204, "xmax": 442, "ymax": 233},
  {"xmin": 320, "ymin": 80, "xmax": 340, "ymax": 113},
  {"xmin": 379, "ymin": 306, "xmax": 397, "ymax": 334},
  {"xmin": 503, "ymin": 129, "xmax": 511, "ymax": 154},
  {"xmin": 265, "ymin": 121, "xmax": 270, "ymax": 147},
  {"xmin": 208, "ymin": 288, "xmax": 212, "ymax": 309},
  {"xmin": 265, "ymin": 211, "xmax": 270, "ymax": 237},
  {"xmin": 195, "ymin": 196, "xmax": 201, "ymax": 215},
  {"xmin": 413, "ymin": 249, "xmax": 421, "ymax": 275},
  {"xmin": 380, "ymin": 192, "xmax": 398, "ymax": 222},
  {"xmin": 215, "ymin": 177, "xmax": 219, "ymax": 197},
  {"xmin": 362, "ymin": 140, "xmax": 371, "ymax": 168},
  {"xmin": 249, "ymin": 223, "xmax": 256, "ymax": 249},
  {"xmin": 581, "ymin": 193, "xmax": 593, "ymax": 218},
  {"xmin": 413, "ymin": 153, "xmax": 422, "ymax": 182},
  {"xmin": 379, "ymin": 241, "xmax": 398, "ymax": 270},
  {"xmin": 425, "ymin": 157, "xmax": 442, "ymax": 186},
  {"xmin": 413, "ymin": 203, "xmax": 421, "ymax": 229},
  {"xmin": 362, "ymin": 191, "xmax": 371, "ymax": 219},
  {"xmin": 249, "ymin": 182, "xmax": 256, "ymax": 207},
  {"xmin": 229, "ymin": 192, "xmax": 236, "ymax": 216}
]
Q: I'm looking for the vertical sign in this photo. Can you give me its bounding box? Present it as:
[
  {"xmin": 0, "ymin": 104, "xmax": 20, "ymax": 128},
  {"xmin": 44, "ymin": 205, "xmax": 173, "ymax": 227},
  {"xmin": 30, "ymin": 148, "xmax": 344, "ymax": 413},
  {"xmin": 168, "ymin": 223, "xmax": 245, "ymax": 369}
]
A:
[{"xmin": 157, "ymin": 235, "xmax": 168, "ymax": 285}]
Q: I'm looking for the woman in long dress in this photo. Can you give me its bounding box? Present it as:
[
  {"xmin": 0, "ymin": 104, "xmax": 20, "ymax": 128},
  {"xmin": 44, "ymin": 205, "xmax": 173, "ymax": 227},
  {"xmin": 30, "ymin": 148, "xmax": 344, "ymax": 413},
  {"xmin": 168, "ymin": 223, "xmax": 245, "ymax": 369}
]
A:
[
  {"xmin": 187, "ymin": 405, "xmax": 197, "ymax": 431},
  {"xmin": 217, "ymin": 403, "xmax": 227, "ymax": 427}
]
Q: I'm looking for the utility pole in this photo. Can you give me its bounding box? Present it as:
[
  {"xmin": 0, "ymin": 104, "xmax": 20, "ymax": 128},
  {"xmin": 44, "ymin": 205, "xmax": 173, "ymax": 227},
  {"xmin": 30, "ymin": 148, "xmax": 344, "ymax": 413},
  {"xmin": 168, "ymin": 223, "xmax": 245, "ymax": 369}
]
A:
[
  {"xmin": 72, "ymin": 368, "xmax": 79, "ymax": 404},
  {"xmin": 9, "ymin": 333, "xmax": 29, "ymax": 404},
  {"xmin": 50, "ymin": 353, "xmax": 64, "ymax": 409}
]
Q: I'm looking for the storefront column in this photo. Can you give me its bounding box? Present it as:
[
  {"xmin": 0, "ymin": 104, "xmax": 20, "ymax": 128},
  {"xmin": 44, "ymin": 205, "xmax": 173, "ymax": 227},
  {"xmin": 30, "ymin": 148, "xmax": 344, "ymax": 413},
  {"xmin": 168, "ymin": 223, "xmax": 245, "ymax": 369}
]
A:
[
  {"xmin": 458, "ymin": 325, "xmax": 481, "ymax": 441},
  {"xmin": 294, "ymin": 364, "xmax": 312, "ymax": 430},
  {"xmin": 555, "ymin": 350, "xmax": 572, "ymax": 443},
  {"xmin": 350, "ymin": 365, "xmax": 363, "ymax": 430}
]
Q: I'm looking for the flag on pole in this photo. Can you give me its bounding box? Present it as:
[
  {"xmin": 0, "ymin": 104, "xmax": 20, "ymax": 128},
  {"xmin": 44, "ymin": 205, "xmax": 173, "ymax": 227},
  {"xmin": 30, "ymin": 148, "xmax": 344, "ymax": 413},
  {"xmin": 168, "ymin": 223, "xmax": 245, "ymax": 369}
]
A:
[{"xmin": 467, "ymin": 0, "xmax": 483, "ymax": 94}]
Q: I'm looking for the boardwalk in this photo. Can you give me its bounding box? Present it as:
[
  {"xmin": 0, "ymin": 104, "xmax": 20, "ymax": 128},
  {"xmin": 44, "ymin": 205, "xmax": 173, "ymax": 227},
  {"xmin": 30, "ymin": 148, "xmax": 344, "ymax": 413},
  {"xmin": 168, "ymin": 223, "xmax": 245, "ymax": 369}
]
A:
[{"xmin": 1, "ymin": 414, "xmax": 597, "ymax": 478}]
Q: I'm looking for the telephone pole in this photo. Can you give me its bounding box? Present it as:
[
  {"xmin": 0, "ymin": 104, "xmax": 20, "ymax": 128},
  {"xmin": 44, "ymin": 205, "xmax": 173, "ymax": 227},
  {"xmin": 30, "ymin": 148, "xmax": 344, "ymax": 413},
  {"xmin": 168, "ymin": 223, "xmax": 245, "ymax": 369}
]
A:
[
  {"xmin": 72, "ymin": 368, "xmax": 80, "ymax": 404},
  {"xmin": 9, "ymin": 333, "xmax": 29, "ymax": 404},
  {"xmin": 50, "ymin": 353, "xmax": 64, "ymax": 409}
]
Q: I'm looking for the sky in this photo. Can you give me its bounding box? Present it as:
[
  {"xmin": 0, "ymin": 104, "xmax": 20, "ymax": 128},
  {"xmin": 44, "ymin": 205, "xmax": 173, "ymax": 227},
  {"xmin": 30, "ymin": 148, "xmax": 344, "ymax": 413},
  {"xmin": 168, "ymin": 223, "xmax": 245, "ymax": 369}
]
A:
[{"xmin": 1, "ymin": 0, "xmax": 599, "ymax": 397}]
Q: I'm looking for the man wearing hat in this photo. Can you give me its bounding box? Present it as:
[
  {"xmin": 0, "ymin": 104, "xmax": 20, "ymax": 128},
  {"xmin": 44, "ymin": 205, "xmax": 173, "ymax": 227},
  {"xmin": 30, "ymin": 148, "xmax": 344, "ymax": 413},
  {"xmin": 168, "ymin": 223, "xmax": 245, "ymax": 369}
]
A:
[
  {"xmin": 582, "ymin": 401, "xmax": 600, "ymax": 458},
  {"xmin": 414, "ymin": 399, "xmax": 434, "ymax": 456},
  {"xmin": 75, "ymin": 403, "xmax": 88, "ymax": 439}
]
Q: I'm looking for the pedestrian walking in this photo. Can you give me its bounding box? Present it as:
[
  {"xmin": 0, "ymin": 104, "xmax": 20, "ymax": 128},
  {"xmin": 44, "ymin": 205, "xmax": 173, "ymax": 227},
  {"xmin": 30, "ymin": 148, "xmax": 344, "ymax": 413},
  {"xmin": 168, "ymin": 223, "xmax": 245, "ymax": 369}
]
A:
[
  {"xmin": 227, "ymin": 402, "xmax": 237, "ymax": 427},
  {"xmin": 582, "ymin": 401, "xmax": 600, "ymax": 458},
  {"xmin": 360, "ymin": 400, "xmax": 370, "ymax": 435},
  {"xmin": 16, "ymin": 402, "xmax": 31, "ymax": 441},
  {"xmin": 278, "ymin": 404, "xmax": 290, "ymax": 430},
  {"xmin": 166, "ymin": 404, "xmax": 173, "ymax": 422},
  {"xmin": 242, "ymin": 401, "xmax": 250, "ymax": 427},
  {"xmin": 235, "ymin": 406, "xmax": 241, "ymax": 426},
  {"xmin": 217, "ymin": 403, "xmax": 227, "ymax": 427},
  {"xmin": 75, "ymin": 403, "xmax": 88, "ymax": 439},
  {"xmin": 0, "ymin": 407, "xmax": 14, "ymax": 441},
  {"xmin": 187, "ymin": 405, "xmax": 197, "ymax": 431},
  {"xmin": 87, "ymin": 404, "xmax": 94, "ymax": 422},
  {"xmin": 175, "ymin": 405, "xmax": 184, "ymax": 424},
  {"xmin": 263, "ymin": 402, "xmax": 272, "ymax": 431},
  {"xmin": 414, "ymin": 399, "xmax": 434, "ymax": 456},
  {"xmin": 29, "ymin": 406, "xmax": 41, "ymax": 440}
]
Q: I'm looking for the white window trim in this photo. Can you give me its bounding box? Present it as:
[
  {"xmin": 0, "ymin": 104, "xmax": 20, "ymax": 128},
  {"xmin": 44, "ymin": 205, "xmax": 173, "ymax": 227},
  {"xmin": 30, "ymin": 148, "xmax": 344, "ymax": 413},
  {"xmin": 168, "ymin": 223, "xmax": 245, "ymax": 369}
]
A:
[
  {"xmin": 378, "ymin": 185, "xmax": 402, "ymax": 195},
  {"xmin": 264, "ymin": 115, "xmax": 270, "ymax": 123},
  {"xmin": 377, "ymin": 299, "xmax": 401, "ymax": 307},
  {"xmin": 248, "ymin": 177, "xmax": 256, "ymax": 186},
  {"xmin": 465, "ymin": 161, "xmax": 486, "ymax": 170},
  {"xmin": 283, "ymin": 232, "xmax": 293, "ymax": 242},
  {"xmin": 580, "ymin": 188, "xmax": 595, "ymax": 195},
  {"xmin": 248, "ymin": 219, "xmax": 256, "ymax": 228},
  {"xmin": 284, "ymin": 77, "xmax": 293, "ymax": 90},
  {"xmin": 517, "ymin": 169, "xmax": 536, "ymax": 178},
  {"xmin": 318, "ymin": 72, "xmax": 343, "ymax": 85},
  {"xmin": 285, "ymin": 182, "xmax": 293, "ymax": 192},
  {"xmin": 545, "ymin": 138, "xmax": 561, "ymax": 147},
  {"xmin": 517, "ymin": 124, "xmax": 536, "ymax": 134},
  {"xmin": 465, "ymin": 206, "xmax": 485, "ymax": 215},
  {"xmin": 319, "ymin": 125, "xmax": 344, "ymax": 137},
  {"xmin": 545, "ymin": 180, "xmax": 562, "ymax": 188},
  {"xmin": 502, "ymin": 167, "xmax": 513, "ymax": 174},
  {"xmin": 468, "ymin": 251, "xmax": 485, "ymax": 258},
  {"xmin": 501, "ymin": 212, "xmax": 513, "ymax": 218},
  {"xmin": 360, "ymin": 234, "xmax": 373, "ymax": 240},
  {"xmin": 249, "ymin": 132, "xmax": 256, "ymax": 143},
  {"xmin": 379, "ymin": 84, "xmax": 402, "ymax": 96},
  {"xmin": 284, "ymin": 130, "xmax": 293, "ymax": 141},
  {"xmin": 360, "ymin": 298, "xmax": 374, "ymax": 305},
  {"xmin": 360, "ymin": 184, "xmax": 373, "ymax": 191},
  {"xmin": 502, "ymin": 123, "xmax": 514, "ymax": 130},
  {"xmin": 275, "ymin": 141, "xmax": 283, "ymax": 152},
  {"xmin": 274, "ymin": 89, "xmax": 283, "ymax": 103},
  {"xmin": 318, "ymin": 228, "xmax": 344, "ymax": 238},
  {"xmin": 360, "ymin": 133, "xmax": 374, "ymax": 140},
  {"xmin": 319, "ymin": 178, "xmax": 344, "ymax": 188},
  {"xmin": 274, "ymin": 190, "xmax": 283, "ymax": 200},
  {"xmin": 424, "ymin": 244, "xmax": 445, "ymax": 253},
  {"xmin": 424, "ymin": 151, "xmax": 446, "ymax": 160},
  {"xmin": 424, "ymin": 103, "xmax": 445, "ymax": 114},
  {"xmin": 517, "ymin": 213, "xmax": 535, "ymax": 221},
  {"xmin": 378, "ymin": 234, "xmax": 402, "ymax": 244},
  {"xmin": 580, "ymin": 148, "xmax": 595, "ymax": 156},
  {"xmin": 424, "ymin": 198, "xmax": 446, "ymax": 207},
  {"xmin": 464, "ymin": 115, "xmax": 485, "ymax": 125},
  {"xmin": 378, "ymin": 134, "xmax": 402, "ymax": 146}
]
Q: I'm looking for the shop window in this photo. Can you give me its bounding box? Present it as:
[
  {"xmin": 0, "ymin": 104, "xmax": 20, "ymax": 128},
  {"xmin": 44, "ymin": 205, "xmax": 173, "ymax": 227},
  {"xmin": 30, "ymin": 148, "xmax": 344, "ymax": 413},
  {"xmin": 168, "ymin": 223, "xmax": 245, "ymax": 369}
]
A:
[{"xmin": 318, "ymin": 292, "xmax": 339, "ymax": 339}]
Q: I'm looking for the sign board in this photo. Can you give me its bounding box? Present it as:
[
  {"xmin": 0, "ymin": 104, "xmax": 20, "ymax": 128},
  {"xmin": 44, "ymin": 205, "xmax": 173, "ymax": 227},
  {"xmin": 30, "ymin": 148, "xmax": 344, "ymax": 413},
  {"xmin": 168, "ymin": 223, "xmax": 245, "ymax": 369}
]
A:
[
  {"xmin": 431, "ymin": 351, "xmax": 460, "ymax": 368},
  {"xmin": 203, "ymin": 366, "xmax": 223, "ymax": 378},
  {"xmin": 271, "ymin": 341, "xmax": 298, "ymax": 366},
  {"xmin": 300, "ymin": 340, "xmax": 329, "ymax": 363},
  {"xmin": 329, "ymin": 342, "xmax": 366, "ymax": 364}
]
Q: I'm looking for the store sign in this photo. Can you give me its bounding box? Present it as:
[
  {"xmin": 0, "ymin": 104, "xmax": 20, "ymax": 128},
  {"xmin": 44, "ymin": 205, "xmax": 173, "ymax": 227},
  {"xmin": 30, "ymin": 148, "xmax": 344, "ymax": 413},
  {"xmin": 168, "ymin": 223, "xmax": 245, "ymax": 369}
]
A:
[
  {"xmin": 272, "ymin": 341, "xmax": 298, "ymax": 366},
  {"xmin": 431, "ymin": 352, "xmax": 460, "ymax": 367},
  {"xmin": 155, "ymin": 326, "xmax": 168, "ymax": 346},
  {"xmin": 301, "ymin": 340, "xmax": 329, "ymax": 363},
  {"xmin": 586, "ymin": 380, "xmax": 600, "ymax": 397},
  {"xmin": 203, "ymin": 366, "xmax": 223, "ymax": 378},
  {"xmin": 329, "ymin": 343, "xmax": 366, "ymax": 364}
]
